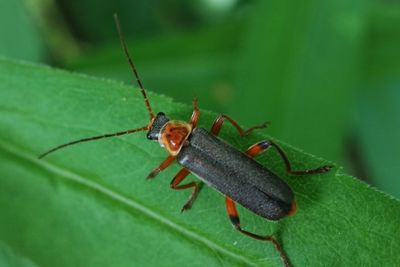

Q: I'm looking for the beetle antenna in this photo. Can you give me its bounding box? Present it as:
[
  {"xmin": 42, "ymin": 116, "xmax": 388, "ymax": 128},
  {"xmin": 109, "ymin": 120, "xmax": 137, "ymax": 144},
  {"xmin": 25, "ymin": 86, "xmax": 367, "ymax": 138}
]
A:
[
  {"xmin": 38, "ymin": 126, "xmax": 148, "ymax": 159},
  {"xmin": 113, "ymin": 13, "xmax": 155, "ymax": 120}
]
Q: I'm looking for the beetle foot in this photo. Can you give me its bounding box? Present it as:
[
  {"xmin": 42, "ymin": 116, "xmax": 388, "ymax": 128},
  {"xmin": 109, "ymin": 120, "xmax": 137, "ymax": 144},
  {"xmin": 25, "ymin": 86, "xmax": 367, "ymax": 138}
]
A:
[
  {"xmin": 146, "ymin": 169, "xmax": 159, "ymax": 179},
  {"xmin": 243, "ymin": 121, "xmax": 270, "ymax": 136},
  {"xmin": 180, "ymin": 201, "xmax": 193, "ymax": 213}
]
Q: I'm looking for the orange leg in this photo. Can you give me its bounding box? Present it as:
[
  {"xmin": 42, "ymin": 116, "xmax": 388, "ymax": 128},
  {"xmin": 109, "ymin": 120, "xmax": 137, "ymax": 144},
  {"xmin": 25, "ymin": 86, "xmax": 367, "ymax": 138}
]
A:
[
  {"xmin": 247, "ymin": 140, "xmax": 333, "ymax": 175},
  {"xmin": 225, "ymin": 197, "xmax": 291, "ymax": 267},
  {"xmin": 170, "ymin": 168, "xmax": 200, "ymax": 212},
  {"xmin": 190, "ymin": 97, "xmax": 200, "ymax": 128},
  {"xmin": 147, "ymin": 155, "xmax": 176, "ymax": 179},
  {"xmin": 211, "ymin": 114, "xmax": 268, "ymax": 136}
]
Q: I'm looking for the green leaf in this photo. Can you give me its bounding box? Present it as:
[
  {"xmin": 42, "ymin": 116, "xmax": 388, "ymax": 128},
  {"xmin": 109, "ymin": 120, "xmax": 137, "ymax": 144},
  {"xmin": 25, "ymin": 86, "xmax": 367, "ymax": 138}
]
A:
[{"xmin": 0, "ymin": 58, "xmax": 399, "ymax": 267}]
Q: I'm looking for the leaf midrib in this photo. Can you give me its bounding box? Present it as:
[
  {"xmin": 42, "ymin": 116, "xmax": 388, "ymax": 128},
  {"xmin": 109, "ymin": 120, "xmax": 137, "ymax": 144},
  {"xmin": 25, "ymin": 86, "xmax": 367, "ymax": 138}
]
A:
[{"xmin": 0, "ymin": 140, "xmax": 259, "ymax": 267}]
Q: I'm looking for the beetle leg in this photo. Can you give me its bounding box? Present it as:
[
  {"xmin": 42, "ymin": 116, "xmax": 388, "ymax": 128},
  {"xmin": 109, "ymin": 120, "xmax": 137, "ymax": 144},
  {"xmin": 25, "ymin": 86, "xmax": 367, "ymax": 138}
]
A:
[
  {"xmin": 211, "ymin": 114, "xmax": 268, "ymax": 136},
  {"xmin": 147, "ymin": 155, "xmax": 176, "ymax": 179},
  {"xmin": 225, "ymin": 197, "xmax": 291, "ymax": 267},
  {"xmin": 190, "ymin": 97, "xmax": 200, "ymax": 128},
  {"xmin": 170, "ymin": 168, "xmax": 200, "ymax": 212},
  {"xmin": 247, "ymin": 140, "xmax": 333, "ymax": 175}
]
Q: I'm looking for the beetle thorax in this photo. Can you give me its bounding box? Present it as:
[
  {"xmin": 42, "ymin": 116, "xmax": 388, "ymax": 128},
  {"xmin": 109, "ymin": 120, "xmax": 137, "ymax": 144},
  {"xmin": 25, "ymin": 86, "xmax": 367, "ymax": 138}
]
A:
[{"xmin": 158, "ymin": 120, "xmax": 192, "ymax": 156}]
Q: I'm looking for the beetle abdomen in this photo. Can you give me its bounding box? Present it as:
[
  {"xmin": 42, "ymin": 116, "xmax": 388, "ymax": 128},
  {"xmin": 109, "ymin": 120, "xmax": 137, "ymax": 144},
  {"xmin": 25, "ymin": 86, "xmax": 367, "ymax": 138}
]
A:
[{"xmin": 177, "ymin": 128, "xmax": 294, "ymax": 220}]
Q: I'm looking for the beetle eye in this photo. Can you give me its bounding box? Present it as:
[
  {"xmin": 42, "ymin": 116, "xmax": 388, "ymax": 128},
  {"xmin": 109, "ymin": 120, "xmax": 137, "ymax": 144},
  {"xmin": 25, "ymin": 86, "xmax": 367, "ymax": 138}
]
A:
[{"xmin": 146, "ymin": 132, "xmax": 153, "ymax": 140}]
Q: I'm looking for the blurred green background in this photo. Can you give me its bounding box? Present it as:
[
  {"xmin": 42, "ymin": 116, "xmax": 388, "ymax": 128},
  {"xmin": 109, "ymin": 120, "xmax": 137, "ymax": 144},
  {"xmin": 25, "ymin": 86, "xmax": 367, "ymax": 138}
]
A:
[{"xmin": 1, "ymin": 0, "xmax": 399, "ymax": 198}]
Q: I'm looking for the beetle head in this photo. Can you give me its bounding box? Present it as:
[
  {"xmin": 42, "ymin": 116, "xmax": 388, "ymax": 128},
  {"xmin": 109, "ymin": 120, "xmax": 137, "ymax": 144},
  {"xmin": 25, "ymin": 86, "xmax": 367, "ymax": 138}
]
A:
[{"xmin": 146, "ymin": 112, "xmax": 170, "ymax": 140}]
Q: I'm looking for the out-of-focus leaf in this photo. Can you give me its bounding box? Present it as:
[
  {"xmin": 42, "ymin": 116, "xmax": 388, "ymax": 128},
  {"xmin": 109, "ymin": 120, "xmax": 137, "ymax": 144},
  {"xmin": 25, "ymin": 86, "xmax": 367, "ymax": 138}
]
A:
[
  {"xmin": 0, "ymin": 0, "xmax": 45, "ymax": 61},
  {"xmin": 64, "ymin": 21, "xmax": 244, "ymax": 113},
  {"xmin": 231, "ymin": 0, "xmax": 371, "ymax": 163},
  {"xmin": 56, "ymin": 0, "xmax": 198, "ymax": 42},
  {"xmin": 353, "ymin": 5, "xmax": 400, "ymax": 197},
  {"xmin": 354, "ymin": 83, "xmax": 400, "ymax": 199},
  {"xmin": 366, "ymin": 5, "xmax": 400, "ymax": 81}
]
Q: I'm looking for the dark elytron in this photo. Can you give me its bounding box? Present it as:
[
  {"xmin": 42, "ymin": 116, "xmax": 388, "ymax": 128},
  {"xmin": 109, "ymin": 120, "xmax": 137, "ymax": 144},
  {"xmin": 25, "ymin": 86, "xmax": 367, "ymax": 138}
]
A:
[{"xmin": 177, "ymin": 128, "xmax": 293, "ymax": 220}]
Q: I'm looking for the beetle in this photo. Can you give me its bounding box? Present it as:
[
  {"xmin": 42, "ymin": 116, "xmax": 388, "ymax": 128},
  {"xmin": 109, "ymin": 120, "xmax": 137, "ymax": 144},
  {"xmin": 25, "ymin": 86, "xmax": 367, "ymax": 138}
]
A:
[{"xmin": 39, "ymin": 14, "xmax": 333, "ymax": 267}]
